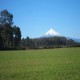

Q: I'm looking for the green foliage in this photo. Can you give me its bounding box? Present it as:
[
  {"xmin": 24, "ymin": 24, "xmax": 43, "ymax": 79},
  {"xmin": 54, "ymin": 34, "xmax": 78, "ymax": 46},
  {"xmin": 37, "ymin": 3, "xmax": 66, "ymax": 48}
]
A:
[
  {"xmin": 0, "ymin": 9, "xmax": 13, "ymax": 25},
  {"xmin": 21, "ymin": 37, "xmax": 80, "ymax": 49},
  {"xmin": 13, "ymin": 26, "xmax": 21, "ymax": 47},
  {"xmin": 0, "ymin": 48, "xmax": 80, "ymax": 80},
  {"xmin": 20, "ymin": 36, "xmax": 35, "ymax": 49},
  {"xmin": 0, "ymin": 10, "xmax": 21, "ymax": 49}
]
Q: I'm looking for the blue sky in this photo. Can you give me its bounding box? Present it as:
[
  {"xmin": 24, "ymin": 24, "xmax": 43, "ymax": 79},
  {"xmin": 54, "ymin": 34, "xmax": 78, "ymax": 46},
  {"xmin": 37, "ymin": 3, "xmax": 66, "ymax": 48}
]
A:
[{"xmin": 0, "ymin": 0, "xmax": 80, "ymax": 38}]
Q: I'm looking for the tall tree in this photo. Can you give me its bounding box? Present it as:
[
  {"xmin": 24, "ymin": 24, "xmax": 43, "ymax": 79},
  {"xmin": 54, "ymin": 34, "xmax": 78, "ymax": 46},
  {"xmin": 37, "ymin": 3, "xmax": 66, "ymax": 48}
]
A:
[
  {"xmin": 0, "ymin": 24, "xmax": 4, "ymax": 49},
  {"xmin": 13, "ymin": 26, "xmax": 21, "ymax": 47},
  {"xmin": 0, "ymin": 9, "xmax": 13, "ymax": 25},
  {"xmin": 0, "ymin": 10, "xmax": 21, "ymax": 49},
  {"xmin": 0, "ymin": 10, "xmax": 13, "ymax": 48},
  {"xmin": 3, "ymin": 23, "xmax": 13, "ymax": 48}
]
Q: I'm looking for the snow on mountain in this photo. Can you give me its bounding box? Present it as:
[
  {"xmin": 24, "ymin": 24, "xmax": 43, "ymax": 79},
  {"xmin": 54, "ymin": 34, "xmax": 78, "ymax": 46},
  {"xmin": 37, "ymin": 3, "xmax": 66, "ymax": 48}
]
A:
[
  {"xmin": 40, "ymin": 28, "xmax": 80, "ymax": 43},
  {"xmin": 44, "ymin": 28, "xmax": 60, "ymax": 37}
]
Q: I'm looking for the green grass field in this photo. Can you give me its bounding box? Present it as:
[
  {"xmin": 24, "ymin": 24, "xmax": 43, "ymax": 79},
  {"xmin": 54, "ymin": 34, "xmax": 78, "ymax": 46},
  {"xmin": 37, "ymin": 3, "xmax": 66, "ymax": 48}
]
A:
[{"xmin": 0, "ymin": 48, "xmax": 80, "ymax": 80}]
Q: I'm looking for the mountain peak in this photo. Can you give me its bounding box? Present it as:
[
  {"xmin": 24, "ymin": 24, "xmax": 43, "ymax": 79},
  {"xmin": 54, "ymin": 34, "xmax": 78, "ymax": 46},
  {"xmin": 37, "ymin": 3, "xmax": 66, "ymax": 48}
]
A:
[{"xmin": 44, "ymin": 28, "xmax": 60, "ymax": 36}]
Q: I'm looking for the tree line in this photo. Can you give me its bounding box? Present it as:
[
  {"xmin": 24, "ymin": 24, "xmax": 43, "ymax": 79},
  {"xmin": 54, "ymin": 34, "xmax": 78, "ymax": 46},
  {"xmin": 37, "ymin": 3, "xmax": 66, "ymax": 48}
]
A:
[
  {"xmin": 0, "ymin": 9, "xmax": 80, "ymax": 50},
  {"xmin": 0, "ymin": 10, "xmax": 21, "ymax": 50},
  {"xmin": 20, "ymin": 36, "xmax": 80, "ymax": 49}
]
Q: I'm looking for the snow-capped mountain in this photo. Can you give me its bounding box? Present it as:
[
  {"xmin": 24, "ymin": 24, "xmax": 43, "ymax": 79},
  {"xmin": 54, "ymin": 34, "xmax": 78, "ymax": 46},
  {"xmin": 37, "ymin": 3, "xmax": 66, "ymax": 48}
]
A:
[
  {"xmin": 40, "ymin": 28, "xmax": 80, "ymax": 43},
  {"xmin": 44, "ymin": 28, "xmax": 60, "ymax": 37}
]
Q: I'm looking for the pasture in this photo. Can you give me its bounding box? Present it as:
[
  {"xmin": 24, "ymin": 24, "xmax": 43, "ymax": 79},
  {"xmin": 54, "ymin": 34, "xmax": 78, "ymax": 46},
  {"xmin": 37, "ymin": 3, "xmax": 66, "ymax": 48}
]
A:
[{"xmin": 0, "ymin": 48, "xmax": 80, "ymax": 80}]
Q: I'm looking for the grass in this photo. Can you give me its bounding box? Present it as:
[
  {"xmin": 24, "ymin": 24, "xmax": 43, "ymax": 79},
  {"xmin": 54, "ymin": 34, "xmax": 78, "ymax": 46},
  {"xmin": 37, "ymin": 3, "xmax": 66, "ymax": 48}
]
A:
[{"xmin": 0, "ymin": 47, "xmax": 80, "ymax": 80}]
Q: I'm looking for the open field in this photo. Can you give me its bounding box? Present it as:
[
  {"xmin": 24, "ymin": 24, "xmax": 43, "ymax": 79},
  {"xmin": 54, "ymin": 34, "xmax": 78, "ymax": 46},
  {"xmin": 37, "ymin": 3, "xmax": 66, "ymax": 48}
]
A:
[{"xmin": 0, "ymin": 48, "xmax": 80, "ymax": 80}]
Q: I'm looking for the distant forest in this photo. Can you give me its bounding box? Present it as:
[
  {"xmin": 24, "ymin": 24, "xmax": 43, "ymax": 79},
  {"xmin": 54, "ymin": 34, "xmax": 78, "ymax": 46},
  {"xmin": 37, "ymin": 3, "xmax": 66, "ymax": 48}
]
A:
[
  {"xmin": 20, "ymin": 36, "xmax": 80, "ymax": 49},
  {"xmin": 0, "ymin": 10, "xmax": 80, "ymax": 50}
]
